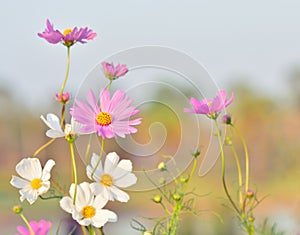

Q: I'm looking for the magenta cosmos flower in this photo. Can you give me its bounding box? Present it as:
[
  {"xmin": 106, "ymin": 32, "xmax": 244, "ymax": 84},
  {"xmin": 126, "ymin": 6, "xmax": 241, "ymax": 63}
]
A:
[
  {"xmin": 102, "ymin": 62, "xmax": 129, "ymax": 80},
  {"xmin": 16, "ymin": 220, "xmax": 51, "ymax": 235},
  {"xmin": 184, "ymin": 90, "xmax": 234, "ymax": 119},
  {"xmin": 38, "ymin": 19, "xmax": 96, "ymax": 47},
  {"xmin": 71, "ymin": 89, "xmax": 142, "ymax": 138}
]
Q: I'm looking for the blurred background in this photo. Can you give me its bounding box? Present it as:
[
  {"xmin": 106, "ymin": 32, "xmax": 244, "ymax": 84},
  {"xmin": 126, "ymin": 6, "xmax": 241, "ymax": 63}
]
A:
[{"xmin": 1, "ymin": 1, "xmax": 300, "ymax": 234}]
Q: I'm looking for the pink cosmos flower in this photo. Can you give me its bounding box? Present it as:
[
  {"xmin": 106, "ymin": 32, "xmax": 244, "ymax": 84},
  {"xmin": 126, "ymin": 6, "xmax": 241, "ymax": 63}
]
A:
[
  {"xmin": 70, "ymin": 89, "xmax": 142, "ymax": 138},
  {"xmin": 101, "ymin": 62, "xmax": 128, "ymax": 80},
  {"xmin": 16, "ymin": 220, "xmax": 51, "ymax": 235},
  {"xmin": 184, "ymin": 90, "xmax": 234, "ymax": 119},
  {"xmin": 38, "ymin": 19, "xmax": 96, "ymax": 47}
]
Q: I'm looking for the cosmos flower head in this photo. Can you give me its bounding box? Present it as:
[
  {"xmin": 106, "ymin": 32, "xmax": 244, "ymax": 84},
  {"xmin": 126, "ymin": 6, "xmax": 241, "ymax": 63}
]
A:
[
  {"xmin": 184, "ymin": 90, "xmax": 234, "ymax": 119},
  {"xmin": 60, "ymin": 182, "xmax": 117, "ymax": 228},
  {"xmin": 101, "ymin": 62, "xmax": 129, "ymax": 80},
  {"xmin": 16, "ymin": 220, "xmax": 51, "ymax": 235},
  {"xmin": 87, "ymin": 152, "xmax": 137, "ymax": 202},
  {"xmin": 10, "ymin": 158, "xmax": 55, "ymax": 204},
  {"xmin": 70, "ymin": 89, "xmax": 142, "ymax": 139},
  {"xmin": 40, "ymin": 113, "xmax": 82, "ymax": 142},
  {"xmin": 38, "ymin": 19, "xmax": 96, "ymax": 47}
]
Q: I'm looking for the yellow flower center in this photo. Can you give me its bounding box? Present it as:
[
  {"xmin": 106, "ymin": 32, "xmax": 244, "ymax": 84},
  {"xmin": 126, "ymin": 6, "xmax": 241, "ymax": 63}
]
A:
[
  {"xmin": 30, "ymin": 178, "xmax": 42, "ymax": 189},
  {"xmin": 82, "ymin": 206, "xmax": 96, "ymax": 218},
  {"xmin": 63, "ymin": 28, "xmax": 73, "ymax": 36},
  {"xmin": 100, "ymin": 174, "xmax": 114, "ymax": 187},
  {"xmin": 96, "ymin": 112, "xmax": 112, "ymax": 126}
]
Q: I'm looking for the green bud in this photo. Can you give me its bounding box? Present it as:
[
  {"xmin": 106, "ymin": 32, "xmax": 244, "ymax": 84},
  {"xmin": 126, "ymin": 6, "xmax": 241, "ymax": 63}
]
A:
[
  {"xmin": 173, "ymin": 193, "xmax": 181, "ymax": 201},
  {"xmin": 158, "ymin": 177, "xmax": 166, "ymax": 185},
  {"xmin": 192, "ymin": 150, "xmax": 201, "ymax": 158},
  {"xmin": 225, "ymin": 136, "xmax": 232, "ymax": 146},
  {"xmin": 180, "ymin": 175, "xmax": 189, "ymax": 183},
  {"xmin": 248, "ymin": 216, "xmax": 255, "ymax": 222},
  {"xmin": 246, "ymin": 189, "xmax": 254, "ymax": 198},
  {"xmin": 143, "ymin": 231, "xmax": 153, "ymax": 235},
  {"xmin": 13, "ymin": 205, "xmax": 23, "ymax": 214},
  {"xmin": 152, "ymin": 195, "xmax": 162, "ymax": 203},
  {"xmin": 158, "ymin": 162, "xmax": 167, "ymax": 171}
]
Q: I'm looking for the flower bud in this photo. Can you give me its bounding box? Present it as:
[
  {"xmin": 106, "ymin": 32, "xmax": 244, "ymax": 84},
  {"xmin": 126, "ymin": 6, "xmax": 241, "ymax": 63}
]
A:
[
  {"xmin": 55, "ymin": 92, "xmax": 70, "ymax": 104},
  {"xmin": 158, "ymin": 162, "xmax": 167, "ymax": 171},
  {"xmin": 192, "ymin": 149, "xmax": 201, "ymax": 158},
  {"xmin": 248, "ymin": 216, "xmax": 255, "ymax": 222},
  {"xmin": 173, "ymin": 193, "xmax": 181, "ymax": 201},
  {"xmin": 246, "ymin": 189, "xmax": 254, "ymax": 198},
  {"xmin": 158, "ymin": 177, "xmax": 166, "ymax": 185},
  {"xmin": 180, "ymin": 175, "xmax": 189, "ymax": 183},
  {"xmin": 143, "ymin": 231, "xmax": 153, "ymax": 235},
  {"xmin": 13, "ymin": 205, "xmax": 23, "ymax": 214},
  {"xmin": 152, "ymin": 195, "xmax": 162, "ymax": 203},
  {"xmin": 222, "ymin": 114, "xmax": 232, "ymax": 125},
  {"xmin": 225, "ymin": 136, "xmax": 232, "ymax": 146}
]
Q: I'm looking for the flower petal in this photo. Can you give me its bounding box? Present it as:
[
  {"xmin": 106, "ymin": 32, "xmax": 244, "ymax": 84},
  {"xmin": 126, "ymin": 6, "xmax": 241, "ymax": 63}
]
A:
[
  {"xmin": 104, "ymin": 152, "xmax": 120, "ymax": 173},
  {"xmin": 41, "ymin": 159, "xmax": 55, "ymax": 181},
  {"xmin": 114, "ymin": 173, "xmax": 137, "ymax": 188},
  {"xmin": 16, "ymin": 158, "xmax": 42, "ymax": 181}
]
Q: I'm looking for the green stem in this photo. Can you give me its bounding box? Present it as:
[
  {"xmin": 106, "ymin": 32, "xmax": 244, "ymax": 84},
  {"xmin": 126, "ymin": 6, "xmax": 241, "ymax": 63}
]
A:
[
  {"xmin": 230, "ymin": 145, "xmax": 243, "ymax": 209},
  {"xmin": 168, "ymin": 201, "xmax": 181, "ymax": 235},
  {"xmin": 59, "ymin": 46, "xmax": 71, "ymax": 97},
  {"xmin": 91, "ymin": 138, "xmax": 105, "ymax": 179},
  {"xmin": 100, "ymin": 227, "xmax": 105, "ymax": 235},
  {"xmin": 20, "ymin": 213, "xmax": 35, "ymax": 235},
  {"xmin": 69, "ymin": 142, "xmax": 78, "ymax": 205},
  {"xmin": 33, "ymin": 138, "xmax": 56, "ymax": 157},
  {"xmin": 106, "ymin": 80, "xmax": 112, "ymax": 91},
  {"xmin": 85, "ymin": 134, "xmax": 93, "ymax": 165},
  {"xmin": 232, "ymin": 125, "xmax": 250, "ymax": 194},
  {"xmin": 87, "ymin": 225, "xmax": 96, "ymax": 235},
  {"xmin": 214, "ymin": 119, "xmax": 239, "ymax": 214}
]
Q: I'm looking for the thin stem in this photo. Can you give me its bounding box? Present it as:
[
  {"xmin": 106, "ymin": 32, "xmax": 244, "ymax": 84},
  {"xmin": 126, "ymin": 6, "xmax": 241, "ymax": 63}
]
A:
[
  {"xmin": 60, "ymin": 104, "xmax": 66, "ymax": 128},
  {"xmin": 59, "ymin": 46, "xmax": 71, "ymax": 97},
  {"xmin": 50, "ymin": 177, "xmax": 68, "ymax": 196},
  {"xmin": 91, "ymin": 138, "xmax": 104, "ymax": 180},
  {"xmin": 214, "ymin": 119, "xmax": 239, "ymax": 214},
  {"xmin": 85, "ymin": 134, "xmax": 93, "ymax": 165},
  {"xmin": 100, "ymin": 227, "xmax": 105, "ymax": 235},
  {"xmin": 69, "ymin": 142, "xmax": 78, "ymax": 205},
  {"xmin": 230, "ymin": 145, "xmax": 243, "ymax": 209},
  {"xmin": 106, "ymin": 80, "xmax": 112, "ymax": 91},
  {"xmin": 87, "ymin": 225, "xmax": 96, "ymax": 235},
  {"xmin": 19, "ymin": 213, "xmax": 34, "ymax": 235},
  {"xmin": 81, "ymin": 225, "xmax": 87, "ymax": 235},
  {"xmin": 232, "ymin": 124, "xmax": 250, "ymax": 194},
  {"xmin": 33, "ymin": 138, "xmax": 56, "ymax": 157}
]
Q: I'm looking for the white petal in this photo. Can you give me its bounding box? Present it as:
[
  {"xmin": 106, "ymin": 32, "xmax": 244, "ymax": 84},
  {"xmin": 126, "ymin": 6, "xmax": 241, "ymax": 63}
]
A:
[
  {"xmin": 37, "ymin": 182, "xmax": 50, "ymax": 195},
  {"xmin": 87, "ymin": 153, "xmax": 103, "ymax": 181},
  {"xmin": 93, "ymin": 194, "xmax": 108, "ymax": 209},
  {"xmin": 77, "ymin": 218, "xmax": 92, "ymax": 226},
  {"xmin": 90, "ymin": 183, "xmax": 114, "ymax": 201},
  {"xmin": 41, "ymin": 159, "xmax": 55, "ymax": 181},
  {"xmin": 20, "ymin": 188, "xmax": 38, "ymax": 204},
  {"xmin": 112, "ymin": 159, "xmax": 133, "ymax": 180},
  {"xmin": 109, "ymin": 186, "xmax": 130, "ymax": 202},
  {"xmin": 98, "ymin": 209, "xmax": 118, "ymax": 222},
  {"xmin": 46, "ymin": 130, "xmax": 64, "ymax": 138},
  {"xmin": 114, "ymin": 173, "xmax": 137, "ymax": 188},
  {"xmin": 104, "ymin": 152, "xmax": 120, "ymax": 173},
  {"xmin": 60, "ymin": 196, "xmax": 74, "ymax": 214},
  {"xmin": 41, "ymin": 113, "xmax": 62, "ymax": 131},
  {"xmin": 16, "ymin": 158, "xmax": 42, "ymax": 181},
  {"xmin": 91, "ymin": 213, "xmax": 109, "ymax": 228},
  {"xmin": 70, "ymin": 182, "xmax": 92, "ymax": 208},
  {"xmin": 10, "ymin": 176, "xmax": 29, "ymax": 189},
  {"xmin": 71, "ymin": 117, "xmax": 82, "ymax": 135}
]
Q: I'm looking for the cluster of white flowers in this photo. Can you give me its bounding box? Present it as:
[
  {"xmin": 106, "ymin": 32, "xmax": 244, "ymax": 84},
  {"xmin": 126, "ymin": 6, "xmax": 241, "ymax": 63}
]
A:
[{"xmin": 10, "ymin": 114, "xmax": 137, "ymax": 229}]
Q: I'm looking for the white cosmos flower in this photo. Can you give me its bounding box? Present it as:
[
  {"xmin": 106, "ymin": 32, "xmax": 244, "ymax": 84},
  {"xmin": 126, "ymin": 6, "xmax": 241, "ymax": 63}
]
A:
[
  {"xmin": 87, "ymin": 152, "xmax": 137, "ymax": 202},
  {"xmin": 60, "ymin": 182, "xmax": 117, "ymax": 228},
  {"xmin": 40, "ymin": 113, "xmax": 81, "ymax": 139},
  {"xmin": 10, "ymin": 158, "xmax": 55, "ymax": 204}
]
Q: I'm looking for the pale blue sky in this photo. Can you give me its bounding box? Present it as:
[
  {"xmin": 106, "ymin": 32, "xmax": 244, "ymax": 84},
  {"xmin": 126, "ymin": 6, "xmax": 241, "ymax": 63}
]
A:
[{"xmin": 1, "ymin": 0, "xmax": 300, "ymax": 109}]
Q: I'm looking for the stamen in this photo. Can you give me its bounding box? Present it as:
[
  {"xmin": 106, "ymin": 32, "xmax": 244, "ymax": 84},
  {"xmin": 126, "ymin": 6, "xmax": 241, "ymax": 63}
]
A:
[
  {"xmin": 100, "ymin": 174, "xmax": 114, "ymax": 187},
  {"xmin": 30, "ymin": 178, "xmax": 42, "ymax": 189},
  {"xmin": 82, "ymin": 206, "xmax": 96, "ymax": 218},
  {"xmin": 96, "ymin": 112, "xmax": 112, "ymax": 126}
]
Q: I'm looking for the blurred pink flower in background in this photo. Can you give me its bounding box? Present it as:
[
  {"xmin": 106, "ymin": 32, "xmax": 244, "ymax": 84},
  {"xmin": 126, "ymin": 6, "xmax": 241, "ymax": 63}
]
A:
[
  {"xmin": 184, "ymin": 89, "xmax": 234, "ymax": 119},
  {"xmin": 101, "ymin": 62, "xmax": 128, "ymax": 80},
  {"xmin": 16, "ymin": 220, "xmax": 51, "ymax": 235}
]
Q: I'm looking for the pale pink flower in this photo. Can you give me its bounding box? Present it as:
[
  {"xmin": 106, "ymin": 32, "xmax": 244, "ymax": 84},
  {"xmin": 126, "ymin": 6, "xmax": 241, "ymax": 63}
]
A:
[
  {"xmin": 101, "ymin": 62, "xmax": 128, "ymax": 80},
  {"xmin": 184, "ymin": 90, "xmax": 234, "ymax": 119},
  {"xmin": 70, "ymin": 89, "xmax": 141, "ymax": 138}
]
